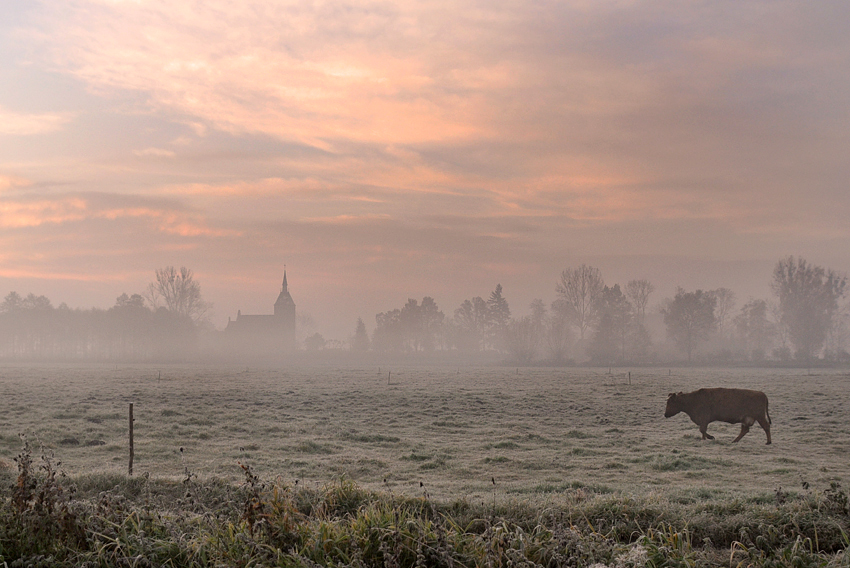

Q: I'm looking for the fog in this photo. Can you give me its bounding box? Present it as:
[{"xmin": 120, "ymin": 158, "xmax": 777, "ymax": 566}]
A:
[
  {"xmin": 3, "ymin": 2, "xmax": 850, "ymax": 364},
  {"xmin": 1, "ymin": 254, "xmax": 846, "ymax": 367}
]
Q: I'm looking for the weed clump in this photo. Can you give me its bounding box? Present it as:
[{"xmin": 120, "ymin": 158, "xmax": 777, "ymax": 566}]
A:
[{"xmin": 0, "ymin": 437, "xmax": 86, "ymax": 561}]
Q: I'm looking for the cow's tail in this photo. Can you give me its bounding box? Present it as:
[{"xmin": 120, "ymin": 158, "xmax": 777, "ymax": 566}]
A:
[{"xmin": 766, "ymin": 399, "xmax": 772, "ymax": 424}]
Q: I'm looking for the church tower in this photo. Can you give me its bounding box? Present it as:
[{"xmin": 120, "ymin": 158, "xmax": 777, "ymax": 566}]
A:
[{"xmin": 274, "ymin": 270, "xmax": 296, "ymax": 349}]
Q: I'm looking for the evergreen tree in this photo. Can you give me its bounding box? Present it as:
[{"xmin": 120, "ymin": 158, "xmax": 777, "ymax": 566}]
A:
[
  {"xmin": 487, "ymin": 284, "xmax": 511, "ymax": 351},
  {"xmin": 352, "ymin": 317, "xmax": 370, "ymax": 352}
]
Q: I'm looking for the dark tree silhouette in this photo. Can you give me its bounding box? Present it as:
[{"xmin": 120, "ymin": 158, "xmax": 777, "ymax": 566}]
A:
[
  {"xmin": 453, "ymin": 297, "xmax": 489, "ymax": 351},
  {"xmin": 352, "ymin": 317, "xmax": 370, "ymax": 352},
  {"xmin": 544, "ymin": 300, "xmax": 572, "ymax": 363},
  {"xmin": 487, "ymin": 284, "xmax": 511, "ymax": 351},
  {"xmin": 555, "ymin": 265, "xmax": 604, "ymax": 340},
  {"xmin": 372, "ymin": 297, "xmax": 444, "ymax": 353},
  {"xmin": 419, "ymin": 297, "xmax": 444, "ymax": 352},
  {"xmin": 588, "ymin": 284, "xmax": 632, "ymax": 364},
  {"xmin": 709, "ymin": 287, "xmax": 736, "ymax": 338},
  {"xmin": 146, "ymin": 266, "xmax": 211, "ymax": 323},
  {"xmin": 625, "ymin": 279, "xmax": 654, "ymax": 322},
  {"xmin": 662, "ymin": 288, "xmax": 717, "ymax": 363},
  {"xmin": 110, "ymin": 293, "xmax": 154, "ymax": 359},
  {"xmin": 771, "ymin": 256, "xmax": 846, "ymax": 361},
  {"xmin": 0, "ymin": 289, "xmax": 199, "ymax": 361},
  {"xmin": 305, "ymin": 332, "xmax": 326, "ymax": 351},
  {"xmin": 504, "ymin": 316, "xmax": 538, "ymax": 364},
  {"xmin": 527, "ymin": 299, "xmax": 547, "ymax": 357},
  {"xmin": 733, "ymin": 299, "xmax": 774, "ymax": 361},
  {"xmin": 399, "ymin": 299, "xmax": 422, "ymax": 351},
  {"xmin": 0, "ymin": 291, "xmax": 24, "ymax": 313},
  {"xmin": 373, "ymin": 308, "xmax": 403, "ymax": 352}
]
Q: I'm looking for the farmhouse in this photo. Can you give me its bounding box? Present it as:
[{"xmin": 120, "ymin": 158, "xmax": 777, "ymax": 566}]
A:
[{"xmin": 225, "ymin": 271, "xmax": 296, "ymax": 351}]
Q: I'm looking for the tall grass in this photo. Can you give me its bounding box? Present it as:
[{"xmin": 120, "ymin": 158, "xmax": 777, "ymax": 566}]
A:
[{"xmin": 1, "ymin": 440, "xmax": 848, "ymax": 567}]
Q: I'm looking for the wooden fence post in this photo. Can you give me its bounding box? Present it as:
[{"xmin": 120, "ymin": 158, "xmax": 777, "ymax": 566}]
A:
[{"xmin": 129, "ymin": 402, "xmax": 134, "ymax": 477}]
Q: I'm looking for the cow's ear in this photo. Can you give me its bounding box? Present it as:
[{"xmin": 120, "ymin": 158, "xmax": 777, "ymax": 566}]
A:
[{"xmin": 667, "ymin": 392, "xmax": 675, "ymax": 399}]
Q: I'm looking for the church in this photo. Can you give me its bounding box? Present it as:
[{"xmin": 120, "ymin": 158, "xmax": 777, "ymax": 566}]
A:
[{"xmin": 225, "ymin": 271, "xmax": 296, "ymax": 351}]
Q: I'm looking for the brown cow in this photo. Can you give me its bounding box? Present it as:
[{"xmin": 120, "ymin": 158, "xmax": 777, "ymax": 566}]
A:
[{"xmin": 665, "ymin": 388, "xmax": 772, "ymax": 444}]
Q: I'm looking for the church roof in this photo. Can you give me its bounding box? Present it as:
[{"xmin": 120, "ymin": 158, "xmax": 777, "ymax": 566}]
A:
[{"xmin": 274, "ymin": 270, "xmax": 295, "ymax": 309}]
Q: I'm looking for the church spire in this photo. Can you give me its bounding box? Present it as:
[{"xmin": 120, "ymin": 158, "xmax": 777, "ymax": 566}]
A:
[{"xmin": 275, "ymin": 266, "xmax": 295, "ymax": 316}]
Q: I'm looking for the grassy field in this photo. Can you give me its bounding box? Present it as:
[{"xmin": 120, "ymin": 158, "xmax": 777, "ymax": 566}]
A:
[
  {"xmin": 0, "ymin": 363, "xmax": 847, "ymax": 505},
  {"xmin": 1, "ymin": 363, "xmax": 849, "ymax": 566}
]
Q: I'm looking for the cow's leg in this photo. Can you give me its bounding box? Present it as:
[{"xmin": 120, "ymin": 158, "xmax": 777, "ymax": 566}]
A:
[
  {"xmin": 733, "ymin": 417, "xmax": 755, "ymax": 443},
  {"xmin": 699, "ymin": 424, "xmax": 714, "ymax": 440},
  {"xmin": 757, "ymin": 416, "xmax": 772, "ymax": 445}
]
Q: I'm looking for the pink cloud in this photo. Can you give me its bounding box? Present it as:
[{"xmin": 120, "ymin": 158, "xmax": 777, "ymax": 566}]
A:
[
  {"xmin": 0, "ymin": 106, "xmax": 72, "ymax": 136},
  {"xmin": 0, "ymin": 175, "xmax": 33, "ymax": 191},
  {"xmin": 0, "ymin": 193, "xmax": 236, "ymax": 238},
  {"xmin": 0, "ymin": 197, "xmax": 88, "ymax": 228},
  {"xmin": 133, "ymin": 147, "xmax": 176, "ymax": 158}
]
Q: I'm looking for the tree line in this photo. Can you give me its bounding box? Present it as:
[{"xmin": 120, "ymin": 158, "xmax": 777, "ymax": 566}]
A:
[
  {"xmin": 0, "ymin": 267, "xmax": 208, "ymax": 361},
  {"xmin": 352, "ymin": 256, "xmax": 849, "ymax": 365},
  {"xmin": 1, "ymin": 257, "xmax": 847, "ymax": 365},
  {"xmin": 358, "ymin": 284, "xmax": 513, "ymax": 355}
]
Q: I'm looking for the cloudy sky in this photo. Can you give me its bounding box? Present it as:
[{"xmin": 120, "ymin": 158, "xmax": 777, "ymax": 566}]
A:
[{"xmin": 1, "ymin": 0, "xmax": 848, "ymax": 339}]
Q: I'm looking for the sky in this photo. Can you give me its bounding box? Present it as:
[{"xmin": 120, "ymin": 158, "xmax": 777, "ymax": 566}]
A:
[{"xmin": 1, "ymin": 0, "xmax": 849, "ymax": 340}]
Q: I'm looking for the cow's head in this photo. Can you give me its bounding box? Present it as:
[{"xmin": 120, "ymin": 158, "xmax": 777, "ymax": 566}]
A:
[{"xmin": 664, "ymin": 392, "xmax": 684, "ymax": 418}]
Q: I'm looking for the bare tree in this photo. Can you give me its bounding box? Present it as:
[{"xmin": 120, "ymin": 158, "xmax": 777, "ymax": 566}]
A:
[
  {"xmin": 709, "ymin": 287, "xmax": 736, "ymax": 338},
  {"xmin": 771, "ymin": 256, "xmax": 847, "ymax": 361},
  {"xmin": 145, "ymin": 266, "xmax": 211, "ymax": 323},
  {"xmin": 625, "ymin": 279, "xmax": 654, "ymax": 321},
  {"xmin": 555, "ymin": 265, "xmax": 604, "ymax": 340}
]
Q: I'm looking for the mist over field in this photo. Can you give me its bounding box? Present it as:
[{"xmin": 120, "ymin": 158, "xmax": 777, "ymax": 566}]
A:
[{"xmin": 0, "ymin": 256, "xmax": 847, "ymax": 368}]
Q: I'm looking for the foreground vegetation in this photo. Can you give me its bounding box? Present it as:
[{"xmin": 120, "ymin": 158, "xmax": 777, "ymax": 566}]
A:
[
  {"xmin": 1, "ymin": 364, "xmax": 849, "ymax": 565},
  {"xmin": 1, "ymin": 440, "xmax": 849, "ymax": 567}
]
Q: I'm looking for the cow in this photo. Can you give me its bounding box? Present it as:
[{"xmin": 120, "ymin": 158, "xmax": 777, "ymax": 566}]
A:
[{"xmin": 664, "ymin": 388, "xmax": 772, "ymax": 444}]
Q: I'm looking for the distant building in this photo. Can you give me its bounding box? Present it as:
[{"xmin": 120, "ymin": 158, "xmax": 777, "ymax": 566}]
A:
[{"xmin": 225, "ymin": 271, "xmax": 296, "ymax": 351}]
